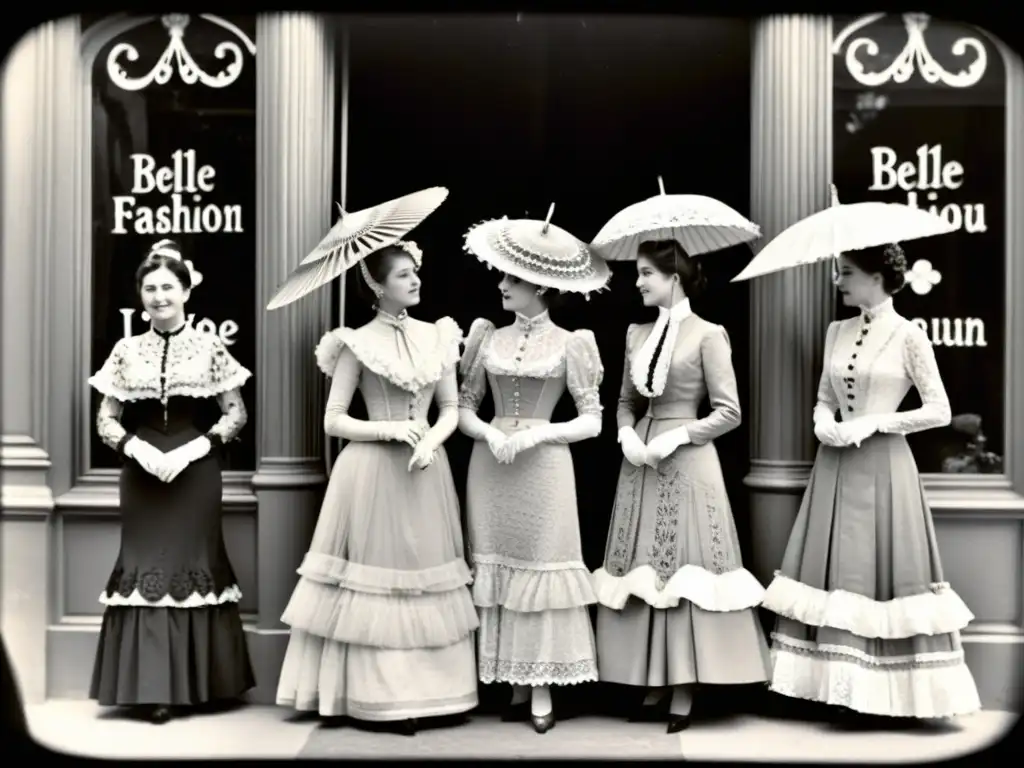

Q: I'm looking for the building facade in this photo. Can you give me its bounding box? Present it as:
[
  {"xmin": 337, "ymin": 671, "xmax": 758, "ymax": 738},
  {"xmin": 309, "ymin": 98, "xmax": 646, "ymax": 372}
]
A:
[{"xmin": 2, "ymin": 12, "xmax": 1021, "ymax": 711}]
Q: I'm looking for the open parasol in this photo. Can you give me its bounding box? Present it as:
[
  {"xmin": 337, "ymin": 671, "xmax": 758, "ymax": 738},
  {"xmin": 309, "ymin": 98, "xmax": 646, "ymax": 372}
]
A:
[
  {"xmin": 730, "ymin": 185, "xmax": 958, "ymax": 282},
  {"xmin": 590, "ymin": 176, "xmax": 762, "ymax": 260},
  {"xmin": 464, "ymin": 203, "xmax": 611, "ymax": 297},
  {"xmin": 267, "ymin": 186, "xmax": 449, "ymax": 310}
]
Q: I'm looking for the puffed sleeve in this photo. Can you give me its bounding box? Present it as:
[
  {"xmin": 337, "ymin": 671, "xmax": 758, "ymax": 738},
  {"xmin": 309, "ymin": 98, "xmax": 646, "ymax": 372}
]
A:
[
  {"xmin": 875, "ymin": 324, "xmax": 952, "ymax": 435},
  {"xmin": 205, "ymin": 336, "xmax": 251, "ymax": 447},
  {"xmin": 813, "ymin": 321, "xmax": 841, "ymax": 427},
  {"xmin": 565, "ymin": 329, "xmax": 604, "ymax": 417},
  {"xmin": 433, "ymin": 316, "xmax": 464, "ymax": 379},
  {"xmin": 88, "ymin": 337, "xmax": 132, "ymax": 401},
  {"xmin": 616, "ymin": 324, "xmax": 648, "ymax": 429},
  {"xmin": 686, "ymin": 324, "xmax": 742, "ymax": 446},
  {"xmin": 457, "ymin": 317, "xmax": 496, "ymax": 412}
]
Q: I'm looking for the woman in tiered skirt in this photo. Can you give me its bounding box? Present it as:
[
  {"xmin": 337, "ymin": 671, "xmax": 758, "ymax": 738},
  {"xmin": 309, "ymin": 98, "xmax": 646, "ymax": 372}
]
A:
[{"xmin": 275, "ymin": 242, "xmax": 478, "ymax": 734}]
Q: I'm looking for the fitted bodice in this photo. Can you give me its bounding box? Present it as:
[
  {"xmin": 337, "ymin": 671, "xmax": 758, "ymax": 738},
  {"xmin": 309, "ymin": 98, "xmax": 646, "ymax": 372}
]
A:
[
  {"xmin": 358, "ymin": 369, "xmax": 439, "ymax": 422},
  {"xmin": 815, "ymin": 298, "xmax": 950, "ymax": 434},
  {"xmin": 458, "ymin": 312, "xmax": 604, "ymax": 421}
]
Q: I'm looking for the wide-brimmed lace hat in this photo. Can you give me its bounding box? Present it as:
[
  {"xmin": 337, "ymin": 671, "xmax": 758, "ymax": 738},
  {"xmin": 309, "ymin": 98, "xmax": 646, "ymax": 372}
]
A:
[{"xmin": 463, "ymin": 204, "xmax": 611, "ymax": 297}]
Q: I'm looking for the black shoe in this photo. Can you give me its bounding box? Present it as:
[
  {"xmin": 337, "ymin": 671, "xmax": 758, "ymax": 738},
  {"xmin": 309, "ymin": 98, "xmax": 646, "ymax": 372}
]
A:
[
  {"xmin": 501, "ymin": 701, "xmax": 531, "ymax": 722},
  {"xmin": 148, "ymin": 706, "xmax": 172, "ymax": 725},
  {"xmin": 397, "ymin": 718, "xmax": 418, "ymax": 736},
  {"xmin": 666, "ymin": 713, "xmax": 691, "ymax": 734},
  {"xmin": 531, "ymin": 711, "xmax": 555, "ymax": 734}
]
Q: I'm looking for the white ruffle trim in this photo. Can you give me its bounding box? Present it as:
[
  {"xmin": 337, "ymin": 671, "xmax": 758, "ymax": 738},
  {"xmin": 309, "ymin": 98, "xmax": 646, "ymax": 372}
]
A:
[
  {"xmin": 471, "ymin": 558, "xmax": 597, "ymax": 612},
  {"xmin": 479, "ymin": 658, "xmax": 599, "ymax": 687},
  {"xmin": 315, "ymin": 316, "xmax": 463, "ymax": 392},
  {"xmin": 769, "ymin": 638, "xmax": 982, "ymax": 719},
  {"xmin": 762, "ymin": 572, "xmax": 975, "ymax": 639},
  {"xmin": 281, "ymin": 574, "xmax": 479, "ymax": 649},
  {"xmin": 593, "ymin": 564, "xmax": 765, "ymax": 612},
  {"xmin": 88, "ymin": 368, "xmax": 252, "ymax": 403},
  {"xmin": 298, "ymin": 551, "xmax": 473, "ymax": 595},
  {"xmin": 99, "ymin": 584, "xmax": 242, "ymax": 608}
]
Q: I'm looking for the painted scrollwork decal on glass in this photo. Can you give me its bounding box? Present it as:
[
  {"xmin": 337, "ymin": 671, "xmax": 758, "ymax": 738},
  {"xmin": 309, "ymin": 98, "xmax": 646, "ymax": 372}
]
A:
[
  {"xmin": 107, "ymin": 13, "xmax": 256, "ymax": 92},
  {"xmin": 833, "ymin": 12, "xmax": 987, "ymax": 89}
]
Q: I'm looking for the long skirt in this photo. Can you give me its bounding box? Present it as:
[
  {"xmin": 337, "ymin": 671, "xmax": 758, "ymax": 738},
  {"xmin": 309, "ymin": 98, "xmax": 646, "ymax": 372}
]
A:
[
  {"xmin": 90, "ymin": 432, "xmax": 254, "ymax": 706},
  {"xmin": 466, "ymin": 416, "xmax": 598, "ymax": 687},
  {"xmin": 275, "ymin": 440, "xmax": 479, "ymax": 721},
  {"xmin": 762, "ymin": 432, "xmax": 981, "ymax": 718},
  {"xmin": 594, "ymin": 414, "xmax": 771, "ymax": 687}
]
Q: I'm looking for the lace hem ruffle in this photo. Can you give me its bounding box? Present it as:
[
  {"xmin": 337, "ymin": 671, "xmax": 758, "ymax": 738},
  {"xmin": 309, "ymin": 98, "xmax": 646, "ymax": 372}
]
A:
[
  {"xmin": 769, "ymin": 640, "xmax": 982, "ymax": 719},
  {"xmin": 471, "ymin": 556, "xmax": 597, "ymax": 612},
  {"xmin": 99, "ymin": 584, "xmax": 242, "ymax": 608},
  {"xmin": 762, "ymin": 572, "xmax": 975, "ymax": 639},
  {"xmin": 88, "ymin": 368, "xmax": 252, "ymax": 403},
  {"xmin": 315, "ymin": 316, "xmax": 463, "ymax": 392},
  {"xmin": 280, "ymin": 576, "xmax": 479, "ymax": 649},
  {"xmin": 298, "ymin": 551, "xmax": 473, "ymax": 595},
  {"xmin": 479, "ymin": 658, "xmax": 599, "ymax": 686},
  {"xmin": 593, "ymin": 564, "xmax": 766, "ymax": 612}
]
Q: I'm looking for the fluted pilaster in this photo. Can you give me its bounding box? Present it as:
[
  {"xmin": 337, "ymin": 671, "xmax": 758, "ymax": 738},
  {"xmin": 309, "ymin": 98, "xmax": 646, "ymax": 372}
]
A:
[
  {"xmin": 746, "ymin": 16, "xmax": 836, "ymax": 586},
  {"xmin": 1, "ymin": 17, "xmax": 80, "ymax": 703},
  {"xmin": 249, "ymin": 12, "xmax": 335, "ymax": 701}
]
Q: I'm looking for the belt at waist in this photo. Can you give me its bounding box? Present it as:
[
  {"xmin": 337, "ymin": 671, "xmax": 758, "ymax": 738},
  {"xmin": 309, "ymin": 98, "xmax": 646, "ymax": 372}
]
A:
[{"xmin": 642, "ymin": 402, "xmax": 699, "ymax": 420}]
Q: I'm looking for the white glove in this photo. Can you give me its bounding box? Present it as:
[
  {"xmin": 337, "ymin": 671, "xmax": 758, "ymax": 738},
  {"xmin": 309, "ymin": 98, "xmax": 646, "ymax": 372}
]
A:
[
  {"xmin": 618, "ymin": 426, "xmax": 648, "ymax": 467},
  {"xmin": 408, "ymin": 436, "xmax": 438, "ymax": 471},
  {"xmin": 379, "ymin": 420, "xmax": 427, "ymax": 447},
  {"xmin": 124, "ymin": 437, "xmax": 166, "ymax": 478},
  {"xmin": 834, "ymin": 416, "xmax": 879, "ymax": 448},
  {"xmin": 644, "ymin": 427, "xmax": 691, "ymax": 467}
]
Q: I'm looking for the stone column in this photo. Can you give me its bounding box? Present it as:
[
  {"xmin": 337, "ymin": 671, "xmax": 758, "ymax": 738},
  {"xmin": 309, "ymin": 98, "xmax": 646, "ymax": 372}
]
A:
[
  {"xmin": 746, "ymin": 16, "xmax": 837, "ymax": 588},
  {"xmin": 0, "ymin": 17, "xmax": 80, "ymax": 704},
  {"xmin": 249, "ymin": 13, "xmax": 335, "ymax": 703}
]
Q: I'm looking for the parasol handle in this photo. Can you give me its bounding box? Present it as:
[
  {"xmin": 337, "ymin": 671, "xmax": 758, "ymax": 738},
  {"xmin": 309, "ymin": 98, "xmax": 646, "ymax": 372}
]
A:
[
  {"xmin": 658, "ymin": 176, "xmax": 666, "ymax": 196},
  {"xmin": 335, "ymin": 202, "xmax": 346, "ymax": 220},
  {"xmin": 541, "ymin": 202, "xmax": 556, "ymax": 235},
  {"xmin": 829, "ymin": 183, "xmax": 840, "ymax": 266}
]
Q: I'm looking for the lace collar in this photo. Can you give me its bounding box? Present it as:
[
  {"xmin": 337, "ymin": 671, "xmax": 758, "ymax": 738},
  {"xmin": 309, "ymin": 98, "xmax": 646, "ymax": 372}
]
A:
[
  {"xmin": 859, "ymin": 296, "xmax": 896, "ymax": 322},
  {"xmin": 514, "ymin": 310, "xmax": 553, "ymax": 333},
  {"xmin": 374, "ymin": 308, "xmax": 409, "ymax": 329},
  {"xmin": 630, "ymin": 298, "xmax": 694, "ymax": 398}
]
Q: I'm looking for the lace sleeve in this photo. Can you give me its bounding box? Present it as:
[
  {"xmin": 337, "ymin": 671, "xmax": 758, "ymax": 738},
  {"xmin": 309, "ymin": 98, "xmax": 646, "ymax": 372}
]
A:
[
  {"xmin": 208, "ymin": 336, "xmax": 252, "ymax": 394},
  {"xmin": 616, "ymin": 324, "xmax": 647, "ymax": 429},
  {"xmin": 565, "ymin": 329, "xmax": 605, "ymax": 417},
  {"xmin": 206, "ymin": 388, "xmax": 248, "ymax": 447},
  {"xmin": 686, "ymin": 324, "xmax": 742, "ymax": 446},
  {"xmin": 875, "ymin": 325, "xmax": 952, "ymax": 435},
  {"xmin": 457, "ymin": 317, "xmax": 495, "ymax": 412},
  {"xmin": 813, "ymin": 321, "xmax": 841, "ymax": 426},
  {"xmin": 97, "ymin": 395, "xmax": 132, "ymax": 456}
]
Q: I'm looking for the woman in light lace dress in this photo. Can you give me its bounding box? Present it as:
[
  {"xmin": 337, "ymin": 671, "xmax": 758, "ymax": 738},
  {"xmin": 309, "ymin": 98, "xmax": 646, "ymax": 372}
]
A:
[
  {"xmin": 275, "ymin": 242, "xmax": 478, "ymax": 735},
  {"xmin": 762, "ymin": 244, "xmax": 981, "ymax": 722},
  {"xmin": 457, "ymin": 217, "xmax": 609, "ymax": 734},
  {"xmin": 593, "ymin": 239, "xmax": 770, "ymax": 734}
]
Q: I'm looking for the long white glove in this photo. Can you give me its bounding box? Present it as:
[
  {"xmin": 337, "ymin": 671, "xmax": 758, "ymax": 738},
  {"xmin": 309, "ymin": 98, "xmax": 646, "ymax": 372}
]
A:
[
  {"xmin": 834, "ymin": 415, "xmax": 880, "ymax": 448},
  {"xmin": 644, "ymin": 426, "xmax": 691, "ymax": 467},
  {"xmin": 458, "ymin": 406, "xmax": 508, "ymax": 459},
  {"xmin": 495, "ymin": 415, "xmax": 601, "ymax": 464},
  {"xmin": 813, "ymin": 403, "xmax": 844, "ymax": 448},
  {"xmin": 618, "ymin": 426, "xmax": 648, "ymax": 467}
]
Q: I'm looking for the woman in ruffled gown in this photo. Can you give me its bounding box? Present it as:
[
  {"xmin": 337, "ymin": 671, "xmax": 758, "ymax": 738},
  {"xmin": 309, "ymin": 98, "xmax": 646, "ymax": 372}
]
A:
[
  {"xmin": 88, "ymin": 240, "xmax": 255, "ymax": 724},
  {"xmin": 458, "ymin": 277, "xmax": 604, "ymax": 733},
  {"xmin": 761, "ymin": 244, "xmax": 981, "ymax": 722},
  {"xmin": 275, "ymin": 241, "xmax": 478, "ymax": 734},
  {"xmin": 593, "ymin": 239, "xmax": 770, "ymax": 733}
]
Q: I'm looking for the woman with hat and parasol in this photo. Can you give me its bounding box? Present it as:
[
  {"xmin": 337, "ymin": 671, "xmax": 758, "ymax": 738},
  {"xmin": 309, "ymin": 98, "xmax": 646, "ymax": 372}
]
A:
[
  {"xmin": 591, "ymin": 239, "xmax": 771, "ymax": 733},
  {"xmin": 271, "ymin": 189, "xmax": 479, "ymax": 735},
  {"xmin": 457, "ymin": 206, "xmax": 609, "ymax": 734}
]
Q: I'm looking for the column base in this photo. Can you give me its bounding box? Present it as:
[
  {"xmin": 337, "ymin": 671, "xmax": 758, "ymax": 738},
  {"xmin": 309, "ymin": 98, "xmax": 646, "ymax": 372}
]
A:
[
  {"xmin": 251, "ymin": 456, "xmax": 326, "ymax": 701},
  {"xmin": 744, "ymin": 459, "xmax": 811, "ymax": 589}
]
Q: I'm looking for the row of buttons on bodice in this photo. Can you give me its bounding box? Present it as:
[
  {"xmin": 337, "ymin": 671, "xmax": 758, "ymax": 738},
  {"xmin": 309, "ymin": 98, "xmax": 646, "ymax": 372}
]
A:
[{"xmin": 842, "ymin": 313, "xmax": 872, "ymax": 414}]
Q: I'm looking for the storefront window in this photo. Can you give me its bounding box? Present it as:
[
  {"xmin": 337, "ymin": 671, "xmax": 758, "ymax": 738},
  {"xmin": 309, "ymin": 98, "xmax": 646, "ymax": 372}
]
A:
[
  {"xmin": 88, "ymin": 13, "xmax": 257, "ymax": 471},
  {"xmin": 832, "ymin": 13, "xmax": 1007, "ymax": 475}
]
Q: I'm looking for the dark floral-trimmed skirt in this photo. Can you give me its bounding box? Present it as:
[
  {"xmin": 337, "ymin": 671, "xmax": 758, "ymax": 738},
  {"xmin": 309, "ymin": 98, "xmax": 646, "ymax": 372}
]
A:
[{"xmin": 90, "ymin": 443, "xmax": 254, "ymax": 706}]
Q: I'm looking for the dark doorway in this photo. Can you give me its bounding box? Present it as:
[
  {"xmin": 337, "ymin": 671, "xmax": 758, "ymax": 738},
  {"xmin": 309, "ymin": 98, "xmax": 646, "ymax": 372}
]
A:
[{"xmin": 343, "ymin": 13, "xmax": 753, "ymax": 716}]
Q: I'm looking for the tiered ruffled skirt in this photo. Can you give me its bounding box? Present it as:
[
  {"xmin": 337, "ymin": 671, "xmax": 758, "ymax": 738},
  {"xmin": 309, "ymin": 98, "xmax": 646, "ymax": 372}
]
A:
[
  {"xmin": 275, "ymin": 442, "xmax": 479, "ymax": 721},
  {"xmin": 594, "ymin": 415, "xmax": 771, "ymax": 687},
  {"xmin": 763, "ymin": 433, "xmax": 981, "ymax": 718},
  {"xmin": 466, "ymin": 431, "xmax": 599, "ymax": 686}
]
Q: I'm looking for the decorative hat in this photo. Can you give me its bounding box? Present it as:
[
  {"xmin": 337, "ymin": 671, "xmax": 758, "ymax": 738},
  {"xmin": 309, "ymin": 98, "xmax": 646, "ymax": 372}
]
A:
[
  {"xmin": 149, "ymin": 239, "xmax": 203, "ymax": 287},
  {"xmin": 463, "ymin": 203, "xmax": 611, "ymax": 297}
]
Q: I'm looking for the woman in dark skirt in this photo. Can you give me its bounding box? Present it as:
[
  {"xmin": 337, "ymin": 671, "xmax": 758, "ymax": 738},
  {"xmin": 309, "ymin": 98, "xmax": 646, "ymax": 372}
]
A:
[
  {"xmin": 761, "ymin": 244, "xmax": 981, "ymax": 722},
  {"xmin": 87, "ymin": 239, "xmax": 255, "ymax": 723}
]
